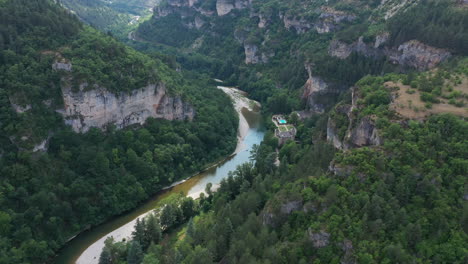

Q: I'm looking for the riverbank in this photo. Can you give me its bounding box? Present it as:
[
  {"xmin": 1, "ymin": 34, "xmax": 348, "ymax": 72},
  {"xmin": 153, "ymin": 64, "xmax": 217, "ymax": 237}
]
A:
[
  {"xmin": 217, "ymin": 86, "xmax": 261, "ymax": 154},
  {"xmin": 55, "ymin": 87, "xmax": 263, "ymax": 264}
]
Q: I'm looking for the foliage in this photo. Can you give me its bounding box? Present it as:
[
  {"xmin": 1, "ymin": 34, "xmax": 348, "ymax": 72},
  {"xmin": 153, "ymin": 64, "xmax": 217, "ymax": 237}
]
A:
[{"xmin": 0, "ymin": 1, "xmax": 237, "ymax": 262}]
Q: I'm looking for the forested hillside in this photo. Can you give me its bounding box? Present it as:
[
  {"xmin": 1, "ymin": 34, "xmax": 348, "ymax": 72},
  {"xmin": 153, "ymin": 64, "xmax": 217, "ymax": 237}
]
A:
[
  {"xmin": 86, "ymin": 0, "xmax": 468, "ymax": 263},
  {"xmin": 0, "ymin": 0, "xmax": 237, "ymax": 262},
  {"xmin": 135, "ymin": 0, "xmax": 468, "ymax": 113},
  {"xmin": 60, "ymin": 0, "xmax": 159, "ymax": 37},
  {"xmin": 1, "ymin": 0, "xmax": 467, "ymax": 263},
  {"xmin": 100, "ymin": 60, "xmax": 468, "ymax": 264}
]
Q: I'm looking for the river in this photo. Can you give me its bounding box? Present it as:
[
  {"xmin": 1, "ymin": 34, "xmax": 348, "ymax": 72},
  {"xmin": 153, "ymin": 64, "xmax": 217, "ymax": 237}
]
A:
[{"xmin": 53, "ymin": 87, "xmax": 265, "ymax": 264}]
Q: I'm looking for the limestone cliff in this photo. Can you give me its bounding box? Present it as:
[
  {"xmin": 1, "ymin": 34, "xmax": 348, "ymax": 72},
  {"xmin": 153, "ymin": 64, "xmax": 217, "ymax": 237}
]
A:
[
  {"xmin": 329, "ymin": 36, "xmax": 451, "ymax": 70},
  {"xmin": 344, "ymin": 116, "xmax": 382, "ymax": 148},
  {"xmin": 58, "ymin": 83, "xmax": 194, "ymax": 133},
  {"xmin": 282, "ymin": 7, "xmax": 355, "ymax": 34},
  {"xmin": 302, "ymin": 65, "xmax": 343, "ymax": 113},
  {"xmin": 388, "ymin": 40, "xmax": 451, "ymax": 70},
  {"xmin": 326, "ymin": 87, "xmax": 382, "ymax": 150}
]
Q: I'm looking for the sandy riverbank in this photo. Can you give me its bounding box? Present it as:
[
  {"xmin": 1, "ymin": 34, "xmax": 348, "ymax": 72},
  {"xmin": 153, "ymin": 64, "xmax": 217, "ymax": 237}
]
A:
[{"xmin": 217, "ymin": 86, "xmax": 261, "ymax": 154}]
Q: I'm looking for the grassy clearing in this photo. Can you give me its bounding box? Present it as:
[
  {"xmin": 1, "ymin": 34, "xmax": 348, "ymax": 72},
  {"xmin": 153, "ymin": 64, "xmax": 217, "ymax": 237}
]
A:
[{"xmin": 385, "ymin": 80, "xmax": 468, "ymax": 119}]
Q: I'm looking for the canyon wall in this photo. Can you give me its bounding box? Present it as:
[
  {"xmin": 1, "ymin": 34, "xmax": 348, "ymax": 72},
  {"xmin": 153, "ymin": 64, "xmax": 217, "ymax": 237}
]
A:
[{"xmin": 58, "ymin": 83, "xmax": 194, "ymax": 133}]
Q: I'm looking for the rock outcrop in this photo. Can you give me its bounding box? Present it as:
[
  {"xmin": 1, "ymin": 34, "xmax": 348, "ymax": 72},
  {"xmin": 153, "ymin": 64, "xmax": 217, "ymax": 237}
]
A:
[
  {"xmin": 345, "ymin": 116, "xmax": 382, "ymax": 148},
  {"xmin": 327, "ymin": 88, "xmax": 382, "ymax": 150},
  {"xmin": 307, "ymin": 229, "xmax": 330, "ymax": 248},
  {"xmin": 243, "ymin": 43, "xmax": 272, "ymax": 64},
  {"xmin": 216, "ymin": 0, "xmax": 235, "ymax": 16},
  {"xmin": 327, "ymin": 118, "xmax": 343, "ymax": 149},
  {"xmin": 315, "ymin": 7, "xmax": 356, "ymax": 33},
  {"xmin": 329, "ymin": 37, "xmax": 451, "ymax": 70},
  {"xmin": 302, "ymin": 65, "xmax": 342, "ymax": 113},
  {"xmin": 388, "ymin": 40, "xmax": 451, "ymax": 70},
  {"xmin": 10, "ymin": 102, "xmax": 31, "ymax": 113},
  {"xmin": 283, "ymin": 16, "xmax": 313, "ymax": 34},
  {"xmin": 326, "ymin": 104, "xmax": 351, "ymax": 150},
  {"xmin": 262, "ymin": 197, "xmax": 303, "ymax": 227},
  {"xmin": 244, "ymin": 44, "xmax": 260, "ymax": 64},
  {"xmin": 377, "ymin": 0, "xmax": 418, "ymax": 20},
  {"xmin": 329, "ymin": 37, "xmax": 383, "ymax": 59},
  {"xmin": 283, "ymin": 7, "xmax": 355, "ymax": 34},
  {"xmin": 52, "ymin": 61, "xmax": 72, "ymax": 72},
  {"xmin": 216, "ymin": 0, "xmax": 250, "ymax": 16},
  {"xmin": 58, "ymin": 83, "xmax": 195, "ymax": 133}
]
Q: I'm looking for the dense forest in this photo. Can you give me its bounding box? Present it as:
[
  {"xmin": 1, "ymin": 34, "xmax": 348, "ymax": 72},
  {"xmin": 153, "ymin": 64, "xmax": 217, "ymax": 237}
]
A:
[
  {"xmin": 93, "ymin": 0, "xmax": 467, "ymax": 263},
  {"xmin": 1, "ymin": 0, "xmax": 467, "ymax": 263},
  {"xmin": 99, "ymin": 67, "xmax": 468, "ymax": 264},
  {"xmin": 0, "ymin": 0, "xmax": 237, "ymax": 263},
  {"xmin": 134, "ymin": 0, "xmax": 467, "ymax": 113}
]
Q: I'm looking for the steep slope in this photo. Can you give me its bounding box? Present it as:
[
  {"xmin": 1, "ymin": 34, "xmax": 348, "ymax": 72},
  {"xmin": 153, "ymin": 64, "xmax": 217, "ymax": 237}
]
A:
[
  {"xmin": 60, "ymin": 0, "xmax": 159, "ymax": 36},
  {"xmin": 135, "ymin": 0, "xmax": 467, "ymax": 113},
  {"xmin": 100, "ymin": 59, "xmax": 468, "ymax": 264},
  {"xmin": 0, "ymin": 0, "xmax": 237, "ymax": 263}
]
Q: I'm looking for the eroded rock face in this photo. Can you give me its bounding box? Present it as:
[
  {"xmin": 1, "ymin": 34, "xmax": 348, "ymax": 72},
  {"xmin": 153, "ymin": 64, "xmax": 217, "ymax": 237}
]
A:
[
  {"xmin": 10, "ymin": 102, "xmax": 31, "ymax": 113},
  {"xmin": 308, "ymin": 229, "xmax": 330, "ymax": 248},
  {"xmin": 244, "ymin": 44, "xmax": 260, "ymax": 64},
  {"xmin": 59, "ymin": 83, "xmax": 195, "ymax": 133},
  {"xmin": 327, "ymin": 88, "xmax": 382, "ymax": 150},
  {"xmin": 378, "ymin": 0, "xmax": 416, "ymax": 20},
  {"xmin": 280, "ymin": 200, "xmax": 303, "ymax": 214},
  {"xmin": 388, "ymin": 40, "xmax": 451, "ymax": 70},
  {"xmin": 374, "ymin": 32, "xmax": 390, "ymax": 48},
  {"xmin": 52, "ymin": 61, "xmax": 72, "ymax": 72},
  {"xmin": 329, "ymin": 39, "xmax": 354, "ymax": 59},
  {"xmin": 329, "ymin": 37, "xmax": 383, "ymax": 59},
  {"xmin": 258, "ymin": 14, "xmax": 268, "ymax": 28},
  {"xmin": 327, "ymin": 118, "xmax": 344, "ymax": 149},
  {"xmin": 33, "ymin": 138, "xmax": 49, "ymax": 152},
  {"xmin": 329, "ymin": 36, "xmax": 450, "ymax": 70},
  {"xmin": 315, "ymin": 8, "xmax": 356, "ymax": 33},
  {"xmin": 283, "ymin": 16, "xmax": 312, "ymax": 33},
  {"xmin": 302, "ymin": 65, "xmax": 342, "ymax": 113},
  {"xmin": 216, "ymin": 0, "xmax": 249, "ymax": 16},
  {"xmin": 283, "ymin": 8, "xmax": 355, "ymax": 34},
  {"xmin": 243, "ymin": 44, "xmax": 271, "ymax": 64},
  {"xmin": 346, "ymin": 116, "xmax": 382, "ymax": 148},
  {"xmin": 216, "ymin": 0, "xmax": 234, "ymax": 16}
]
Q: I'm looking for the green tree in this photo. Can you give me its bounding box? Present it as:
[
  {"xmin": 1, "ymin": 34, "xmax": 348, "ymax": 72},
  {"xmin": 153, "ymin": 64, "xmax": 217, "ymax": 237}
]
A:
[{"xmin": 127, "ymin": 241, "xmax": 144, "ymax": 264}]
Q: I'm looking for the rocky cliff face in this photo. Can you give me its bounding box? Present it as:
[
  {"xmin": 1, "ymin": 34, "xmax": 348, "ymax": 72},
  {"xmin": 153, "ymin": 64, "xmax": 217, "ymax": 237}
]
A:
[
  {"xmin": 58, "ymin": 83, "xmax": 194, "ymax": 133},
  {"xmin": 282, "ymin": 16, "xmax": 313, "ymax": 34},
  {"xmin": 327, "ymin": 87, "xmax": 382, "ymax": 150},
  {"xmin": 345, "ymin": 116, "xmax": 382, "ymax": 148},
  {"xmin": 388, "ymin": 40, "xmax": 451, "ymax": 70},
  {"xmin": 214, "ymin": 0, "xmax": 250, "ymax": 16},
  {"xmin": 244, "ymin": 44, "xmax": 260, "ymax": 64},
  {"xmin": 302, "ymin": 65, "xmax": 343, "ymax": 113},
  {"xmin": 282, "ymin": 7, "xmax": 355, "ymax": 34},
  {"xmin": 243, "ymin": 43, "xmax": 272, "ymax": 64},
  {"xmin": 329, "ymin": 36, "xmax": 451, "ymax": 70},
  {"xmin": 307, "ymin": 229, "xmax": 330, "ymax": 248}
]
